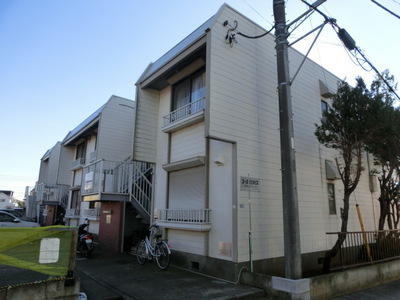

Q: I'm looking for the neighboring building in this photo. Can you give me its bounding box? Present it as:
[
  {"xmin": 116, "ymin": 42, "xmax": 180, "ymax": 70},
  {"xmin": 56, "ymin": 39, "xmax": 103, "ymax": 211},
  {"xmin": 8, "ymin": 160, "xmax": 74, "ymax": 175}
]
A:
[
  {"xmin": 36, "ymin": 141, "xmax": 74, "ymax": 225},
  {"xmin": 62, "ymin": 95, "xmax": 146, "ymax": 253},
  {"xmin": 132, "ymin": 4, "xmax": 380, "ymax": 280},
  {"xmin": 24, "ymin": 186, "xmax": 37, "ymax": 221},
  {"xmin": 0, "ymin": 191, "xmax": 13, "ymax": 209}
]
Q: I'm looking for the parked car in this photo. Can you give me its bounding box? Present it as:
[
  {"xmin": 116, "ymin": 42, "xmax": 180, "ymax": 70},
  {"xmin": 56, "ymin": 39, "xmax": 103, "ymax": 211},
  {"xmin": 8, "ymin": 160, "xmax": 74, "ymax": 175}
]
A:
[
  {"xmin": 0, "ymin": 208, "xmax": 34, "ymax": 221},
  {"xmin": 0, "ymin": 211, "xmax": 40, "ymax": 227},
  {"xmin": 0, "ymin": 209, "xmax": 23, "ymax": 218}
]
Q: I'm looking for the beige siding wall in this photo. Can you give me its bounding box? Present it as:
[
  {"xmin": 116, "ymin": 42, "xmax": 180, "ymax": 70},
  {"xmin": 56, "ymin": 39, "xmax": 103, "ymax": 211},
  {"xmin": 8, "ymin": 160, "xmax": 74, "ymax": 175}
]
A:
[
  {"xmin": 73, "ymin": 170, "xmax": 82, "ymax": 187},
  {"xmin": 208, "ymin": 6, "xmax": 380, "ymax": 263},
  {"xmin": 58, "ymin": 146, "xmax": 74, "ymax": 185},
  {"xmin": 153, "ymin": 87, "xmax": 171, "ymax": 213},
  {"xmin": 97, "ymin": 96, "xmax": 135, "ymax": 162},
  {"xmin": 168, "ymin": 229, "xmax": 207, "ymax": 256},
  {"xmin": 209, "ymin": 7, "xmax": 284, "ymax": 263},
  {"xmin": 46, "ymin": 143, "xmax": 62, "ymax": 185},
  {"xmin": 134, "ymin": 88, "xmax": 160, "ymax": 163},
  {"xmin": 170, "ymin": 122, "xmax": 205, "ymax": 162}
]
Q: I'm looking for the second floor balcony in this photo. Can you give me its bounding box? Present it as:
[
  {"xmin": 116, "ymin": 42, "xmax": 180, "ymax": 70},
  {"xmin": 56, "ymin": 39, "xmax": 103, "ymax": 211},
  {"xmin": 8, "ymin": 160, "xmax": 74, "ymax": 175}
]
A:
[
  {"xmin": 162, "ymin": 97, "xmax": 205, "ymax": 132},
  {"xmin": 72, "ymin": 157, "xmax": 86, "ymax": 170},
  {"xmin": 36, "ymin": 183, "xmax": 69, "ymax": 208}
]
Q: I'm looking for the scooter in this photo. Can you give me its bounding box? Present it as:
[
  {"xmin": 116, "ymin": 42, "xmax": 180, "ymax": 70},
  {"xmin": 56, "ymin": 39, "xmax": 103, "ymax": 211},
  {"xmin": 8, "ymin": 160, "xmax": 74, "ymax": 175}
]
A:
[{"xmin": 77, "ymin": 219, "xmax": 95, "ymax": 258}]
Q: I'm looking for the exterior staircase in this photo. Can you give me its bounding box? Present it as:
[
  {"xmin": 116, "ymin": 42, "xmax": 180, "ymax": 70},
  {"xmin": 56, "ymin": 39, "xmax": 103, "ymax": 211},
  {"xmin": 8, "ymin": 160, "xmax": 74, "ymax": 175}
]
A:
[{"xmin": 81, "ymin": 159, "xmax": 154, "ymax": 224}]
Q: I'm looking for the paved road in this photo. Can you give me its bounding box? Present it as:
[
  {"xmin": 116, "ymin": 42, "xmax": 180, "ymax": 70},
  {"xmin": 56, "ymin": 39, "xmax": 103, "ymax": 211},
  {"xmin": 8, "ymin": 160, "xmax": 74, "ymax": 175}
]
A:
[{"xmin": 331, "ymin": 279, "xmax": 400, "ymax": 300}]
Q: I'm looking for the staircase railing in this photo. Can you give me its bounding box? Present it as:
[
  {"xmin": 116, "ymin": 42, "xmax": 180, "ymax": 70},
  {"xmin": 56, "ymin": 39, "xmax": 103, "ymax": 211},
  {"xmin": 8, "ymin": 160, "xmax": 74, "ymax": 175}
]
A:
[
  {"xmin": 82, "ymin": 159, "xmax": 154, "ymax": 221},
  {"xmin": 130, "ymin": 162, "xmax": 154, "ymax": 219}
]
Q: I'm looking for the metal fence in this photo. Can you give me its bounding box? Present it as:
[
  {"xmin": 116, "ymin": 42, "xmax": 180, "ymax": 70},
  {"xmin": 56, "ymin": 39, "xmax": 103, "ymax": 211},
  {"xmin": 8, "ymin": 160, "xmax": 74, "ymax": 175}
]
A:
[{"xmin": 327, "ymin": 229, "xmax": 400, "ymax": 270}]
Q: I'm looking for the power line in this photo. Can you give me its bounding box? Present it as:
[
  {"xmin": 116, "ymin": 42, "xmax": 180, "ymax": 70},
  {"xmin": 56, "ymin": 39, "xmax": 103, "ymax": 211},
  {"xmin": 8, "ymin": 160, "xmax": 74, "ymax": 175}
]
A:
[
  {"xmin": 241, "ymin": 0, "xmax": 274, "ymax": 27},
  {"xmin": 371, "ymin": 0, "xmax": 400, "ymax": 19}
]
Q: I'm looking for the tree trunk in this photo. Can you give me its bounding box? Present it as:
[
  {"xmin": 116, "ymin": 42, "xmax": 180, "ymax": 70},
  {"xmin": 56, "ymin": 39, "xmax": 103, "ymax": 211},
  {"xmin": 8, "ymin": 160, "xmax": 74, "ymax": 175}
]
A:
[{"xmin": 322, "ymin": 192, "xmax": 350, "ymax": 273}]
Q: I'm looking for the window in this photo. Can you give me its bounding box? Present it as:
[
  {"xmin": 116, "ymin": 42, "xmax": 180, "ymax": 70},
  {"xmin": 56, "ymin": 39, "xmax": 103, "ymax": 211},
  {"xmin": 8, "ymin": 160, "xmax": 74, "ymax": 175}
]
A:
[
  {"xmin": 0, "ymin": 213, "xmax": 14, "ymax": 222},
  {"xmin": 172, "ymin": 70, "xmax": 205, "ymax": 111},
  {"xmin": 76, "ymin": 142, "xmax": 86, "ymax": 160},
  {"xmin": 71, "ymin": 190, "xmax": 81, "ymax": 210},
  {"xmin": 327, "ymin": 182, "xmax": 336, "ymax": 215},
  {"xmin": 321, "ymin": 100, "xmax": 328, "ymax": 123}
]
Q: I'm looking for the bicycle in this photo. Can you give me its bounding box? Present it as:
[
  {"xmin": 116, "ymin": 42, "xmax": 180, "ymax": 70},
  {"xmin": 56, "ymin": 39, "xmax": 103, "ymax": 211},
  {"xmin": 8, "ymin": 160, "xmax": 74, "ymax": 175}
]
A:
[{"xmin": 136, "ymin": 224, "xmax": 171, "ymax": 270}]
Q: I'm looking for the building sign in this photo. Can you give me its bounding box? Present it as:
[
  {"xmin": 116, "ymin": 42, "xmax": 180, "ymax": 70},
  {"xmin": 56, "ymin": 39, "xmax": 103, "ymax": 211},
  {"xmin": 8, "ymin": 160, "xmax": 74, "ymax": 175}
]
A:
[
  {"xmin": 84, "ymin": 172, "xmax": 94, "ymax": 190},
  {"xmin": 240, "ymin": 176, "xmax": 260, "ymax": 192}
]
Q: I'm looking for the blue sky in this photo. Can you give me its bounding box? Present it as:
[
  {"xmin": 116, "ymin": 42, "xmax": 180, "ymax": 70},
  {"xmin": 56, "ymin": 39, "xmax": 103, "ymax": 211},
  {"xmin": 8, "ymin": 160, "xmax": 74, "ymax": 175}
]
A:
[{"xmin": 1, "ymin": 0, "xmax": 399, "ymax": 200}]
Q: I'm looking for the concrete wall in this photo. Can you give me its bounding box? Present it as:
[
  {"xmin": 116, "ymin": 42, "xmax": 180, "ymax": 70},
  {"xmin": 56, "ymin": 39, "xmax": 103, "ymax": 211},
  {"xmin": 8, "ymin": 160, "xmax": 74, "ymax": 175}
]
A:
[
  {"xmin": 0, "ymin": 277, "xmax": 80, "ymax": 300},
  {"xmin": 240, "ymin": 260, "xmax": 400, "ymax": 300}
]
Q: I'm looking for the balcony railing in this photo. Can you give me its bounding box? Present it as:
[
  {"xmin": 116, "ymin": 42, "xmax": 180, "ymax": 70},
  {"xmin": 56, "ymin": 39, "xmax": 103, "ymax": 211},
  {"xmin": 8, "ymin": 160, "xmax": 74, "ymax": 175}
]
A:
[
  {"xmin": 72, "ymin": 157, "xmax": 86, "ymax": 170},
  {"xmin": 36, "ymin": 183, "xmax": 69, "ymax": 208},
  {"xmin": 88, "ymin": 151, "xmax": 97, "ymax": 163},
  {"xmin": 82, "ymin": 159, "xmax": 154, "ymax": 219},
  {"xmin": 163, "ymin": 97, "xmax": 205, "ymax": 127},
  {"xmin": 82, "ymin": 208, "xmax": 100, "ymax": 220},
  {"xmin": 327, "ymin": 229, "xmax": 400, "ymax": 270},
  {"xmin": 157, "ymin": 209, "xmax": 211, "ymax": 231},
  {"xmin": 65, "ymin": 208, "xmax": 80, "ymax": 219}
]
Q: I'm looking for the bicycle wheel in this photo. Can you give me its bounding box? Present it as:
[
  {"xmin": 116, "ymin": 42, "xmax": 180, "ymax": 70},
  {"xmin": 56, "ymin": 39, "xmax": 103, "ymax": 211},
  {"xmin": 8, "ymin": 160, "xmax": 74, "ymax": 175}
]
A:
[
  {"xmin": 136, "ymin": 240, "xmax": 147, "ymax": 265},
  {"xmin": 155, "ymin": 241, "xmax": 170, "ymax": 270}
]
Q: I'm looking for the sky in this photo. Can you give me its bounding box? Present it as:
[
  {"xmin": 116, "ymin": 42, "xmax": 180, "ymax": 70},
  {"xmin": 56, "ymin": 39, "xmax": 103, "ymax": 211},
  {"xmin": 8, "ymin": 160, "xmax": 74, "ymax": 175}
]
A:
[{"xmin": 1, "ymin": 0, "xmax": 399, "ymax": 200}]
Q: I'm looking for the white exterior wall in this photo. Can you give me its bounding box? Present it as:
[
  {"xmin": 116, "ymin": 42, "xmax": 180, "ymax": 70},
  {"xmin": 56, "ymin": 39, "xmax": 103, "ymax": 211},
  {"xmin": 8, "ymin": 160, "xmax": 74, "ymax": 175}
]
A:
[
  {"xmin": 209, "ymin": 7, "xmax": 284, "ymax": 262},
  {"xmin": 153, "ymin": 87, "xmax": 171, "ymax": 214},
  {"xmin": 134, "ymin": 88, "xmax": 160, "ymax": 163},
  {"xmin": 168, "ymin": 229, "xmax": 207, "ymax": 256},
  {"xmin": 47, "ymin": 143, "xmax": 62, "ymax": 185},
  {"xmin": 207, "ymin": 6, "xmax": 380, "ymax": 263},
  {"xmin": 208, "ymin": 139, "xmax": 234, "ymax": 261},
  {"xmin": 58, "ymin": 146, "xmax": 74, "ymax": 185},
  {"xmin": 170, "ymin": 122, "xmax": 205, "ymax": 162},
  {"xmin": 97, "ymin": 96, "xmax": 135, "ymax": 162}
]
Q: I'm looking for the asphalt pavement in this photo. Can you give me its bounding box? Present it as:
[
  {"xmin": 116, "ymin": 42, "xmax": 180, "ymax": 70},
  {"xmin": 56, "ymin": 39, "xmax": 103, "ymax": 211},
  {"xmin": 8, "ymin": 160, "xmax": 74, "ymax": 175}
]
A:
[
  {"xmin": 2, "ymin": 245, "xmax": 400, "ymax": 300},
  {"xmin": 75, "ymin": 247, "xmax": 265, "ymax": 300}
]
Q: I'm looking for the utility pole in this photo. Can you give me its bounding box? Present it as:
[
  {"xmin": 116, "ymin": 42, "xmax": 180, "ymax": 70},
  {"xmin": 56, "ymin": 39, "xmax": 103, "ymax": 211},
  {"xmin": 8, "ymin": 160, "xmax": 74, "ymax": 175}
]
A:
[{"xmin": 273, "ymin": 0, "xmax": 302, "ymax": 280}]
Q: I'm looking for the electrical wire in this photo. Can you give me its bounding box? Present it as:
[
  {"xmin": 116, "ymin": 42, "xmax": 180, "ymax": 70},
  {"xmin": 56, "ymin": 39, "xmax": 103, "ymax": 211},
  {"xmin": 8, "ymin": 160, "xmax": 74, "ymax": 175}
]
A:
[
  {"xmin": 371, "ymin": 0, "xmax": 400, "ymax": 20},
  {"xmin": 237, "ymin": 26, "xmax": 275, "ymax": 39},
  {"xmin": 241, "ymin": 0, "xmax": 274, "ymax": 27}
]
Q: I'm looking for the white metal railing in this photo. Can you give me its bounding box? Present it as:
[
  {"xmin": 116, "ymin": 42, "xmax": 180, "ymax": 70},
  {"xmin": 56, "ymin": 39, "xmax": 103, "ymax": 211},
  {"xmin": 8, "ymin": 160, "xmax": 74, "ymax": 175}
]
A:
[
  {"xmin": 82, "ymin": 160, "xmax": 154, "ymax": 217},
  {"xmin": 72, "ymin": 157, "xmax": 86, "ymax": 169},
  {"xmin": 158, "ymin": 209, "xmax": 211, "ymax": 224},
  {"xmin": 65, "ymin": 208, "xmax": 80, "ymax": 218},
  {"xmin": 130, "ymin": 162, "xmax": 153, "ymax": 217},
  {"xmin": 163, "ymin": 97, "xmax": 205, "ymax": 127},
  {"xmin": 89, "ymin": 151, "xmax": 97, "ymax": 163},
  {"xmin": 83, "ymin": 208, "xmax": 100, "ymax": 219},
  {"xmin": 36, "ymin": 183, "xmax": 69, "ymax": 208}
]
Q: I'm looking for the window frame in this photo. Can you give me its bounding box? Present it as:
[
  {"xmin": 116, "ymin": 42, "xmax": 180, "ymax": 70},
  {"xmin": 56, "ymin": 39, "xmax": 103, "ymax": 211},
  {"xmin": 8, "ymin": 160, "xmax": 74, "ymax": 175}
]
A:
[
  {"xmin": 172, "ymin": 68, "xmax": 205, "ymax": 111},
  {"xmin": 327, "ymin": 181, "xmax": 337, "ymax": 215}
]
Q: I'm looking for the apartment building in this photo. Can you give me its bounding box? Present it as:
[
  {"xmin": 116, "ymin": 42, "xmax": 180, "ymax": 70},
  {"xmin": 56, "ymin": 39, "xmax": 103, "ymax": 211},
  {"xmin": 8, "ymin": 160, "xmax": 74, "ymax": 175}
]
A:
[{"xmin": 132, "ymin": 4, "xmax": 379, "ymax": 280}]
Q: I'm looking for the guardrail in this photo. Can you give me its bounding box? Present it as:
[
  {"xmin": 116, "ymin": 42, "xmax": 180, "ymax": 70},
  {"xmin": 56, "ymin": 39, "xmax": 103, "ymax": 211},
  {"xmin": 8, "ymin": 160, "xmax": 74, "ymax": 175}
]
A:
[{"xmin": 327, "ymin": 229, "xmax": 400, "ymax": 270}]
